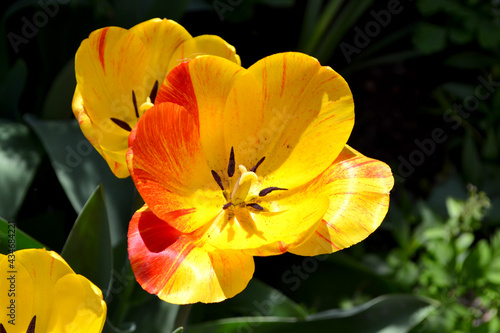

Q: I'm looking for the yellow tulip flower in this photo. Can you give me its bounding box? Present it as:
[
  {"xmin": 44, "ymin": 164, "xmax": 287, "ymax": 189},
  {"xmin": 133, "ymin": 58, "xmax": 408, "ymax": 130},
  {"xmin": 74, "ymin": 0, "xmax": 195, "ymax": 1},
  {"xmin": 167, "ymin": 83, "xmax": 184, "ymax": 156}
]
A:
[
  {"xmin": 72, "ymin": 18, "xmax": 240, "ymax": 178},
  {"xmin": 0, "ymin": 249, "xmax": 106, "ymax": 332},
  {"xmin": 126, "ymin": 53, "xmax": 394, "ymax": 304}
]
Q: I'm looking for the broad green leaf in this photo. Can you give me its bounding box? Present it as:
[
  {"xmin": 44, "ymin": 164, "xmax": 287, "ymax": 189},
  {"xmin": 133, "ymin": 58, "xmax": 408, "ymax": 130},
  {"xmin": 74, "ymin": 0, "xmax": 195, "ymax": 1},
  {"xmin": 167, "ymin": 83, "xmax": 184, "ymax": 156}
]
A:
[
  {"xmin": 412, "ymin": 23, "xmax": 447, "ymax": 54},
  {"xmin": 25, "ymin": 116, "xmax": 136, "ymax": 246},
  {"xmin": 316, "ymin": 0, "xmax": 374, "ymax": 63},
  {"xmin": 416, "ymin": 0, "xmax": 443, "ymax": 15},
  {"xmin": 185, "ymin": 294, "xmax": 437, "ymax": 333},
  {"xmin": 445, "ymin": 52, "xmax": 499, "ymax": 69},
  {"xmin": 485, "ymin": 257, "xmax": 500, "ymax": 284},
  {"xmin": 0, "ymin": 120, "xmax": 42, "ymax": 219},
  {"xmin": 102, "ymin": 320, "xmax": 136, "ymax": 333},
  {"xmin": 455, "ymin": 232, "xmax": 474, "ymax": 253},
  {"xmin": 300, "ymin": 0, "xmax": 345, "ymax": 55},
  {"xmin": 126, "ymin": 295, "xmax": 180, "ymax": 333},
  {"xmin": 0, "ymin": 59, "xmax": 27, "ymax": 119},
  {"xmin": 0, "ymin": 217, "xmax": 45, "ymax": 253},
  {"xmin": 61, "ymin": 185, "xmax": 113, "ymax": 299},
  {"xmin": 191, "ymin": 279, "xmax": 308, "ymax": 322},
  {"xmin": 462, "ymin": 240, "xmax": 491, "ymax": 285},
  {"xmin": 446, "ymin": 197, "xmax": 463, "ymax": 220},
  {"xmin": 41, "ymin": 59, "xmax": 76, "ymax": 120}
]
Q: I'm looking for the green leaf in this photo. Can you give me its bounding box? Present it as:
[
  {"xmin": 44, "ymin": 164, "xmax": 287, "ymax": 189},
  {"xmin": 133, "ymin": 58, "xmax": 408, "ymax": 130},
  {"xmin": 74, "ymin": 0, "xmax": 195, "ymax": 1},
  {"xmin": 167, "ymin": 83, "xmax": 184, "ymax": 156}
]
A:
[
  {"xmin": 0, "ymin": 120, "xmax": 43, "ymax": 219},
  {"xmin": 171, "ymin": 327, "xmax": 184, "ymax": 333},
  {"xmin": 412, "ymin": 23, "xmax": 447, "ymax": 54},
  {"xmin": 61, "ymin": 185, "xmax": 113, "ymax": 299},
  {"xmin": 416, "ymin": 0, "xmax": 444, "ymax": 16},
  {"xmin": 485, "ymin": 257, "xmax": 500, "ymax": 284},
  {"xmin": 462, "ymin": 240, "xmax": 491, "ymax": 285},
  {"xmin": 446, "ymin": 197, "xmax": 464, "ymax": 220},
  {"xmin": 455, "ymin": 232, "xmax": 475, "ymax": 253},
  {"xmin": 41, "ymin": 59, "xmax": 77, "ymax": 120},
  {"xmin": 0, "ymin": 59, "xmax": 27, "ymax": 120},
  {"xmin": 185, "ymin": 294, "xmax": 437, "ymax": 333},
  {"xmin": 25, "ymin": 116, "xmax": 136, "ymax": 246},
  {"xmin": 445, "ymin": 52, "xmax": 499, "ymax": 69},
  {"xmin": 316, "ymin": 0, "xmax": 374, "ymax": 63},
  {"xmin": 0, "ymin": 217, "xmax": 45, "ymax": 253},
  {"xmin": 126, "ymin": 296, "xmax": 180, "ymax": 333},
  {"xmin": 192, "ymin": 279, "xmax": 308, "ymax": 321}
]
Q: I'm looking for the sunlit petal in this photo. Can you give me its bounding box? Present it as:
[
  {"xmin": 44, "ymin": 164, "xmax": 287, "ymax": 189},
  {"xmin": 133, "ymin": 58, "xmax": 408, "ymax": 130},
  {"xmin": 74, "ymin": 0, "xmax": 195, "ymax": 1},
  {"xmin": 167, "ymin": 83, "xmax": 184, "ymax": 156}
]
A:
[
  {"xmin": 289, "ymin": 146, "xmax": 394, "ymax": 256},
  {"xmin": 128, "ymin": 206, "xmax": 254, "ymax": 304}
]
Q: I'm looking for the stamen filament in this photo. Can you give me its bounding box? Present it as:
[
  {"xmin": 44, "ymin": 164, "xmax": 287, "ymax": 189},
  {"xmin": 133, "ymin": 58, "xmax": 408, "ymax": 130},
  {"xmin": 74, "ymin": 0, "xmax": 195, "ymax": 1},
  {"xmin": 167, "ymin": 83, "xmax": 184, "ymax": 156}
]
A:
[
  {"xmin": 149, "ymin": 80, "xmax": 159, "ymax": 104},
  {"xmin": 211, "ymin": 170, "xmax": 225, "ymax": 191},
  {"xmin": 246, "ymin": 203, "xmax": 264, "ymax": 211},
  {"xmin": 250, "ymin": 156, "xmax": 266, "ymax": 173},
  {"xmin": 132, "ymin": 90, "xmax": 139, "ymax": 118},
  {"xmin": 27, "ymin": 316, "xmax": 36, "ymax": 333},
  {"xmin": 259, "ymin": 187, "xmax": 288, "ymax": 197},
  {"xmin": 227, "ymin": 147, "xmax": 235, "ymax": 177},
  {"xmin": 110, "ymin": 118, "xmax": 132, "ymax": 131}
]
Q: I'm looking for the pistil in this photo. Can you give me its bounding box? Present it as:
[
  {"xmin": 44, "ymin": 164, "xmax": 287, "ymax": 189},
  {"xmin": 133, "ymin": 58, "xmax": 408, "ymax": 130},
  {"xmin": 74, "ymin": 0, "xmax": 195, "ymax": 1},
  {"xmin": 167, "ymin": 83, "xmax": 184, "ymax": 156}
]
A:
[{"xmin": 231, "ymin": 165, "xmax": 258, "ymax": 205}]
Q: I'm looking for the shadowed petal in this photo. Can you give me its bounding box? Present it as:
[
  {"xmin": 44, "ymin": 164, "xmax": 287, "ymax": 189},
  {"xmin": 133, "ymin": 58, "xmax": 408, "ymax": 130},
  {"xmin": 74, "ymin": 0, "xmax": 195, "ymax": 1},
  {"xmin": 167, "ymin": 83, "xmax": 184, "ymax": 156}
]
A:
[{"xmin": 166, "ymin": 34, "xmax": 241, "ymax": 73}]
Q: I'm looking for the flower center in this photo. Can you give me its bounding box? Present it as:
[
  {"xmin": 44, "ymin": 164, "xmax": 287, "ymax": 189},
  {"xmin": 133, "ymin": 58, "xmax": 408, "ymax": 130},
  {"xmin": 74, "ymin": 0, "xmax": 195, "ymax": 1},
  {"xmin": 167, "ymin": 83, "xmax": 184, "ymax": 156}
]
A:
[
  {"xmin": 211, "ymin": 147, "xmax": 287, "ymax": 212},
  {"xmin": 110, "ymin": 80, "xmax": 158, "ymax": 132}
]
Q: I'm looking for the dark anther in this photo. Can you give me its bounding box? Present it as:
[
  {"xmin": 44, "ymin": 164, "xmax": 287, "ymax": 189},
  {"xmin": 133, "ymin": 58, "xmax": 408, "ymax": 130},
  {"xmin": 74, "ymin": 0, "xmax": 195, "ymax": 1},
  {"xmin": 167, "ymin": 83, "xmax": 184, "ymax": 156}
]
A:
[
  {"xmin": 0, "ymin": 323, "xmax": 6, "ymax": 333},
  {"xmin": 227, "ymin": 147, "xmax": 235, "ymax": 177},
  {"xmin": 247, "ymin": 203, "xmax": 264, "ymax": 211},
  {"xmin": 250, "ymin": 156, "xmax": 266, "ymax": 173},
  {"xmin": 259, "ymin": 187, "xmax": 288, "ymax": 197},
  {"xmin": 211, "ymin": 170, "xmax": 224, "ymax": 191},
  {"xmin": 150, "ymin": 80, "xmax": 159, "ymax": 104},
  {"xmin": 223, "ymin": 202, "xmax": 232, "ymax": 210},
  {"xmin": 110, "ymin": 118, "xmax": 132, "ymax": 131},
  {"xmin": 26, "ymin": 316, "xmax": 36, "ymax": 333},
  {"xmin": 132, "ymin": 90, "xmax": 139, "ymax": 118}
]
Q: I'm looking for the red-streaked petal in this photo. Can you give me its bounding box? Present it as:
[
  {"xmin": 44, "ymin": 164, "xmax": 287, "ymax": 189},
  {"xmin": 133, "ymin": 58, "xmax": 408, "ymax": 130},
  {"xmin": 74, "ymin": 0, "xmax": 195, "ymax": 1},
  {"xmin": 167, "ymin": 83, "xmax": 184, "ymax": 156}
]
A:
[
  {"xmin": 156, "ymin": 56, "xmax": 245, "ymax": 174},
  {"xmin": 289, "ymin": 145, "xmax": 394, "ymax": 256},
  {"xmin": 128, "ymin": 206, "xmax": 254, "ymax": 304},
  {"xmin": 127, "ymin": 101, "xmax": 224, "ymax": 233}
]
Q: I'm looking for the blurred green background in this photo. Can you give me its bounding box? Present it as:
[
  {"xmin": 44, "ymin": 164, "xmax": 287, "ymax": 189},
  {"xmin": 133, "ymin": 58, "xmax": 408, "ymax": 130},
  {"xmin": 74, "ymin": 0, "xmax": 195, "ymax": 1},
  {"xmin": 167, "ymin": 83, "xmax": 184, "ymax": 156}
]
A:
[{"xmin": 1, "ymin": 0, "xmax": 500, "ymax": 332}]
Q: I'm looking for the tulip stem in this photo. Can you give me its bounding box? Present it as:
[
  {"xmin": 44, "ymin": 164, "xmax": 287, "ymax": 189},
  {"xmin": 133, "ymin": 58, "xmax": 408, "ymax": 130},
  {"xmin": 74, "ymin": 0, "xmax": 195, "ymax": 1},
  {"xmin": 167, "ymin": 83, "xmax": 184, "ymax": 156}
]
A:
[{"xmin": 174, "ymin": 304, "xmax": 193, "ymax": 330}]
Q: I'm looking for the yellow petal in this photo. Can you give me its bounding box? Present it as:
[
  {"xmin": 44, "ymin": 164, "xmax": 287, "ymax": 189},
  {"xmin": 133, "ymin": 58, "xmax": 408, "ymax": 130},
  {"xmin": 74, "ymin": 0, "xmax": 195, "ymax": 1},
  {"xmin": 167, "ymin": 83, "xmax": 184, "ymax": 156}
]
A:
[
  {"xmin": 222, "ymin": 52, "xmax": 354, "ymax": 189},
  {"xmin": 74, "ymin": 26, "xmax": 151, "ymax": 177},
  {"xmin": 128, "ymin": 206, "xmax": 254, "ymax": 304},
  {"xmin": 289, "ymin": 146, "xmax": 394, "ymax": 256},
  {"xmin": 166, "ymin": 34, "xmax": 241, "ymax": 73},
  {"xmin": 130, "ymin": 18, "xmax": 193, "ymax": 87},
  {"xmin": 204, "ymin": 195, "xmax": 330, "ymax": 256},
  {"xmin": 0, "ymin": 249, "xmax": 106, "ymax": 333},
  {"xmin": 47, "ymin": 274, "xmax": 107, "ymax": 332}
]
